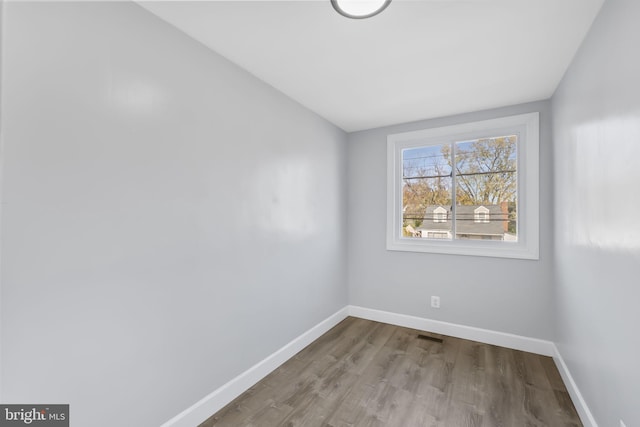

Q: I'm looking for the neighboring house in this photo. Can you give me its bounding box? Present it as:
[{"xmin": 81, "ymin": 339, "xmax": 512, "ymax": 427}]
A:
[{"xmin": 418, "ymin": 204, "xmax": 510, "ymax": 240}]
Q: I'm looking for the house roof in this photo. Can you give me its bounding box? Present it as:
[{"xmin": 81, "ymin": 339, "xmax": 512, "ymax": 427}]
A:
[{"xmin": 419, "ymin": 205, "xmax": 507, "ymax": 236}]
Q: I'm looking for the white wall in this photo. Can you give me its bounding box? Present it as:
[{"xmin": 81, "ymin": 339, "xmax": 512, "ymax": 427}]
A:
[
  {"xmin": 0, "ymin": 3, "xmax": 347, "ymax": 426},
  {"xmin": 552, "ymin": 0, "xmax": 640, "ymax": 425},
  {"xmin": 347, "ymin": 101, "xmax": 555, "ymax": 340},
  {"xmin": 0, "ymin": 0, "xmax": 4, "ymax": 401}
]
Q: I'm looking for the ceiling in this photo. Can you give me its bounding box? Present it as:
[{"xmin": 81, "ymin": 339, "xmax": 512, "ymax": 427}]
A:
[{"xmin": 139, "ymin": 0, "xmax": 604, "ymax": 132}]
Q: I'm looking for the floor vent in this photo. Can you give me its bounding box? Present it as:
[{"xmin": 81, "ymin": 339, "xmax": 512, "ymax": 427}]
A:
[{"xmin": 417, "ymin": 334, "xmax": 443, "ymax": 343}]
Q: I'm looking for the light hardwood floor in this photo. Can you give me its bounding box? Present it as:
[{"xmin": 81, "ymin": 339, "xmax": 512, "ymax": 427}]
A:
[{"xmin": 200, "ymin": 317, "xmax": 581, "ymax": 427}]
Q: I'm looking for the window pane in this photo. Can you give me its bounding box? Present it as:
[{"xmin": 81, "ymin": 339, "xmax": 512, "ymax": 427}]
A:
[
  {"xmin": 454, "ymin": 135, "xmax": 517, "ymax": 241},
  {"xmin": 402, "ymin": 145, "xmax": 452, "ymax": 239}
]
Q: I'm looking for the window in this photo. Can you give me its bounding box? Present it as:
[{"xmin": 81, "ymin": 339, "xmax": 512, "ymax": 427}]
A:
[
  {"xmin": 474, "ymin": 206, "xmax": 490, "ymax": 223},
  {"xmin": 387, "ymin": 112, "xmax": 539, "ymax": 259},
  {"xmin": 433, "ymin": 206, "xmax": 447, "ymax": 223},
  {"xmin": 426, "ymin": 231, "xmax": 449, "ymax": 239}
]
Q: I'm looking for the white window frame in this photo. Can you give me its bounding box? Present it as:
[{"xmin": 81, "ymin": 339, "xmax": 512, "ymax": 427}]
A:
[{"xmin": 386, "ymin": 112, "xmax": 539, "ymax": 260}]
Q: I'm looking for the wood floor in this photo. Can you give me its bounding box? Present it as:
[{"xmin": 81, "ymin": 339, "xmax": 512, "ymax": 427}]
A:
[{"xmin": 200, "ymin": 317, "xmax": 581, "ymax": 427}]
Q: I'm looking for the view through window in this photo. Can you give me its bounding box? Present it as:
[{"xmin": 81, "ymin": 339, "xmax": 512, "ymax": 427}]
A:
[{"xmin": 402, "ymin": 135, "xmax": 518, "ymax": 242}]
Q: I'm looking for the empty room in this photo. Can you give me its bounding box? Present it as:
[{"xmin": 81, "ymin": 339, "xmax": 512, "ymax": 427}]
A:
[{"xmin": 0, "ymin": 0, "xmax": 638, "ymax": 426}]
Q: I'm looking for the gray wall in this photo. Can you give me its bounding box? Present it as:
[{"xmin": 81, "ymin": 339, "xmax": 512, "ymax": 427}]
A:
[
  {"xmin": 347, "ymin": 100, "xmax": 555, "ymax": 340},
  {"xmin": 0, "ymin": 3, "xmax": 347, "ymax": 426},
  {"xmin": 552, "ymin": 0, "xmax": 640, "ymax": 425}
]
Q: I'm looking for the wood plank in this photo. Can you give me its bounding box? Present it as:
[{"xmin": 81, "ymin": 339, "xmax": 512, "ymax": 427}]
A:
[{"xmin": 199, "ymin": 318, "xmax": 582, "ymax": 427}]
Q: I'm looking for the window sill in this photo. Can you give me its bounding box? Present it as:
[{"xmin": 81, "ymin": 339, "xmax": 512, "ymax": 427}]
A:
[{"xmin": 386, "ymin": 237, "xmax": 539, "ymax": 260}]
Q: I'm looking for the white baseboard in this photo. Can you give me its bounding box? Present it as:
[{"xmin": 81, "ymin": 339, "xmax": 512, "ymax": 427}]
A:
[
  {"xmin": 552, "ymin": 345, "xmax": 599, "ymax": 427},
  {"xmin": 347, "ymin": 305, "xmax": 556, "ymax": 356},
  {"xmin": 160, "ymin": 306, "xmax": 349, "ymax": 427}
]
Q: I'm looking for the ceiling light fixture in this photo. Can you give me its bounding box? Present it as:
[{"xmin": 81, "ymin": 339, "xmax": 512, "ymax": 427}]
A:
[{"xmin": 331, "ymin": 0, "xmax": 391, "ymax": 19}]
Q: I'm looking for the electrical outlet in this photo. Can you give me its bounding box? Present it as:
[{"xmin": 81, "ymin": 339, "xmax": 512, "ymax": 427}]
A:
[
  {"xmin": 620, "ymin": 420, "xmax": 627, "ymax": 427},
  {"xmin": 431, "ymin": 296, "xmax": 440, "ymax": 309}
]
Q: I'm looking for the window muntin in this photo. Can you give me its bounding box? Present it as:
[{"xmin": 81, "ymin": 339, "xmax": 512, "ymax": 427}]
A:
[{"xmin": 387, "ymin": 113, "xmax": 539, "ymax": 259}]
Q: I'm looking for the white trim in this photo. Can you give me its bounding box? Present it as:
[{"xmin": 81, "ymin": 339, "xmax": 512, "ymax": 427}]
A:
[
  {"xmin": 347, "ymin": 305, "xmax": 555, "ymax": 356},
  {"xmin": 160, "ymin": 307, "xmax": 349, "ymax": 427},
  {"xmin": 552, "ymin": 345, "xmax": 599, "ymax": 427},
  {"xmin": 386, "ymin": 112, "xmax": 539, "ymax": 260}
]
